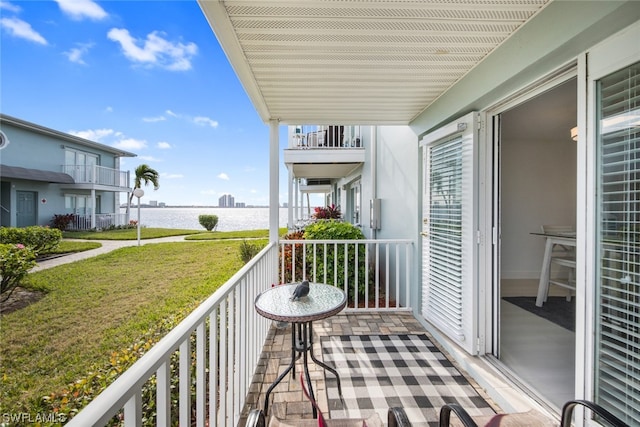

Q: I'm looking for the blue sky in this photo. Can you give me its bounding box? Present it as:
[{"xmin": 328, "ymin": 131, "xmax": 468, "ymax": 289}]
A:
[{"xmin": 1, "ymin": 0, "xmax": 297, "ymax": 206}]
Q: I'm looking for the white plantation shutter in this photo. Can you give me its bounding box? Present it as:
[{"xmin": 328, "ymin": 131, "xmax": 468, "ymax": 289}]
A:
[
  {"xmin": 421, "ymin": 112, "xmax": 479, "ymax": 355},
  {"xmin": 594, "ymin": 60, "xmax": 640, "ymax": 425}
]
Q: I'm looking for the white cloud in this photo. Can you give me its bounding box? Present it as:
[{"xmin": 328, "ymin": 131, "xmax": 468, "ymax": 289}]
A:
[
  {"xmin": 54, "ymin": 0, "xmax": 107, "ymax": 21},
  {"xmin": 165, "ymin": 109, "xmax": 179, "ymax": 117},
  {"xmin": 217, "ymin": 173, "xmax": 230, "ymax": 181},
  {"xmin": 162, "ymin": 173, "xmax": 183, "ymax": 179},
  {"xmin": 138, "ymin": 155, "xmax": 162, "ymax": 162},
  {"xmin": 193, "ymin": 116, "xmax": 218, "ymax": 128},
  {"xmin": 142, "ymin": 115, "xmax": 166, "ymax": 123},
  {"xmin": 0, "ymin": 17, "xmax": 47, "ymax": 45},
  {"xmin": 113, "ymin": 138, "xmax": 147, "ymax": 150},
  {"xmin": 0, "ymin": 1, "xmax": 21, "ymax": 13},
  {"xmin": 69, "ymin": 128, "xmax": 114, "ymax": 142},
  {"xmin": 250, "ymin": 189, "xmax": 257, "ymax": 193},
  {"xmin": 157, "ymin": 141, "xmax": 171, "ymax": 149},
  {"xmin": 105, "ymin": 106, "xmax": 113, "ymax": 113},
  {"xmin": 107, "ymin": 28, "xmax": 197, "ymax": 71},
  {"xmin": 64, "ymin": 43, "xmax": 93, "ymax": 65}
]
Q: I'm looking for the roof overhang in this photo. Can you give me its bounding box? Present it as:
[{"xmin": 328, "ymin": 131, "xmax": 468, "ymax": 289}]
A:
[
  {"xmin": 197, "ymin": 0, "xmax": 551, "ymax": 125},
  {"xmin": 0, "ymin": 165, "xmax": 75, "ymax": 184}
]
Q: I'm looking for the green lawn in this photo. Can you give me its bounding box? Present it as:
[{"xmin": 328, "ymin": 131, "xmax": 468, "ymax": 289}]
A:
[
  {"xmin": 0, "ymin": 239, "xmax": 267, "ymax": 414},
  {"xmin": 62, "ymin": 227, "xmax": 202, "ymax": 240}
]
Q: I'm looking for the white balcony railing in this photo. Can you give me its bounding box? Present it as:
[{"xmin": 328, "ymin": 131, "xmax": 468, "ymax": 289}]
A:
[
  {"xmin": 279, "ymin": 239, "xmax": 413, "ymax": 310},
  {"xmin": 62, "ymin": 165, "xmax": 130, "ymax": 187},
  {"xmin": 291, "ymin": 125, "xmax": 363, "ymax": 149},
  {"xmin": 66, "ymin": 238, "xmax": 413, "ymax": 426},
  {"xmin": 69, "ymin": 213, "xmax": 127, "ymax": 230},
  {"xmin": 66, "ymin": 242, "xmax": 279, "ymax": 427}
]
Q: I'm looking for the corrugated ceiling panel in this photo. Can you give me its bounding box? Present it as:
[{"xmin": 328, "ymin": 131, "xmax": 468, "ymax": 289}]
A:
[{"xmin": 202, "ymin": 0, "xmax": 550, "ymax": 124}]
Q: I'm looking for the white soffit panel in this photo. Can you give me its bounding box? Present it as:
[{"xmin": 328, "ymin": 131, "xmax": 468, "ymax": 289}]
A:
[{"xmin": 199, "ymin": 0, "xmax": 550, "ymax": 125}]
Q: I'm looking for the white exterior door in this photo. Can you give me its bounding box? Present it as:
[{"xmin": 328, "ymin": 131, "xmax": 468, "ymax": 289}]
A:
[{"xmin": 421, "ymin": 112, "xmax": 480, "ymax": 355}]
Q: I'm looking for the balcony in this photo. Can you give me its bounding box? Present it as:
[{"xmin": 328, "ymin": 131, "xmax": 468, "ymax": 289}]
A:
[
  {"xmin": 67, "ymin": 238, "xmax": 432, "ymax": 426},
  {"xmin": 284, "ymin": 126, "xmax": 366, "ymax": 182},
  {"xmin": 62, "ymin": 164, "xmax": 130, "ymax": 189}
]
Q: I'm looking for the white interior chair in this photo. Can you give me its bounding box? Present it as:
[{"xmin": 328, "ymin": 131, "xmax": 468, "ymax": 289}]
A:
[{"xmin": 541, "ymin": 225, "xmax": 576, "ymax": 303}]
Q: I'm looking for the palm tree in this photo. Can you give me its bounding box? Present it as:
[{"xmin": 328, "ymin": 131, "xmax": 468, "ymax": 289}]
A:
[{"xmin": 126, "ymin": 164, "xmax": 160, "ymax": 217}]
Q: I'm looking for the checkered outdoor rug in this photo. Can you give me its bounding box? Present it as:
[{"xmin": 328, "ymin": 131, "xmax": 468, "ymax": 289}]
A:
[{"xmin": 321, "ymin": 334, "xmax": 495, "ymax": 426}]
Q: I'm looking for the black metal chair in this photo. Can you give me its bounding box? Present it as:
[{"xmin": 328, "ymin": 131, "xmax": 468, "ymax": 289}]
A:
[
  {"xmin": 245, "ymin": 407, "xmax": 411, "ymax": 427},
  {"xmin": 439, "ymin": 399, "xmax": 629, "ymax": 427}
]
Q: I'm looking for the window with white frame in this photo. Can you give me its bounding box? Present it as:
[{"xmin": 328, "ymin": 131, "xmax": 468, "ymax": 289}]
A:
[{"xmin": 594, "ymin": 60, "xmax": 640, "ymax": 425}]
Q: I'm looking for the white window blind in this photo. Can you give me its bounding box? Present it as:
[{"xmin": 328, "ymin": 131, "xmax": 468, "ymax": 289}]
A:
[
  {"xmin": 425, "ymin": 136, "xmax": 466, "ymax": 339},
  {"xmin": 595, "ymin": 60, "xmax": 640, "ymax": 425}
]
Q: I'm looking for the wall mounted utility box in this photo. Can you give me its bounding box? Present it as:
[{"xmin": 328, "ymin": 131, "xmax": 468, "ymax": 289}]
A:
[{"xmin": 370, "ymin": 199, "xmax": 381, "ymax": 229}]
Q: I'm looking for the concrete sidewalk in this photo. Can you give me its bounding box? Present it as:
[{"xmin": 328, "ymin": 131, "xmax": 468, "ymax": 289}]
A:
[{"xmin": 32, "ymin": 235, "xmax": 191, "ymax": 272}]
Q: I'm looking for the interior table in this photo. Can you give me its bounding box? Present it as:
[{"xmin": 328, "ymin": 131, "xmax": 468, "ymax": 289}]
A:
[
  {"xmin": 254, "ymin": 282, "xmax": 346, "ymax": 417},
  {"xmin": 531, "ymin": 231, "xmax": 576, "ymax": 307}
]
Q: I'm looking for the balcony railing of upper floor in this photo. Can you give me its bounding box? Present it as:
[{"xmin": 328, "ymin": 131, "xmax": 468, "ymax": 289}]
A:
[
  {"xmin": 65, "ymin": 238, "xmax": 414, "ymax": 426},
  {"xmin": 62, "ymin": 164, "xmax": 130, "ymax": 188},
  {"xmin": 290, "ymin": 125, "xmax": 364, "ymax": 150},
  {"xmin": 68, "ymin": 213, "xmax": 128, "ymax": 231}
]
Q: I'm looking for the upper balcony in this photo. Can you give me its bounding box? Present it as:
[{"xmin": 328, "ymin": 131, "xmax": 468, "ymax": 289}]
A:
[
  {"xmin": 61, "ymin": 164, "xmax": 130, "ymax": 190},
  {"xmin": 284, "ymin": 125, "xmax": 366, "ymax": 181}
]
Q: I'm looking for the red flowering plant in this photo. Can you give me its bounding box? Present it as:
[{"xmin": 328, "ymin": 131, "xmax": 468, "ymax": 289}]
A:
[
  {"xmin": 311, "ymin": 204, "xmax": 342, "ymax": 220},
  {"xmin": 279, "ymin": 230, "xmax": 308, "ymax": 284}
]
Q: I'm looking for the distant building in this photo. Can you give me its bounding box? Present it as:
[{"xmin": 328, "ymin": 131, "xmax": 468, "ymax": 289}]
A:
[
  {"xmin": 149, "ymin": 200, "xmax": 158, "ymax": 207},
  {"xmin": 218, "ymin": 194, "xmax": 235, "ymax": 207},
  {"xmin": 159, "ymin": 202, "xmax": 166, "ymax": 208},
  {"xmin": 235, "ymin": 202, "xmax": 246, "ymax": 208}
]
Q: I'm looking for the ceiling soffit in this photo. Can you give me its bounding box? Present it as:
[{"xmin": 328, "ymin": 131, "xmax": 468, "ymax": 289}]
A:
[{"xmin": 200, "ymin": 1, "xmax": 550, "ymax": 125}]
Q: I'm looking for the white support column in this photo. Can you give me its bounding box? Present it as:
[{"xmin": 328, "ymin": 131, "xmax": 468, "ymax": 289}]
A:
[
  {"xmin": 287, "ymin": 167, "xmax": 293, "ymax": 230},
  {"xmin": 295, "ymin": 178, "xmax": 300, "ymax": 223},
  {"xmin": 269, "ymin": 120, "xmax": 279, "ymax": 242},
  {"xmin": 90, "ymin": 189, "xmax": 96, "ymax": 229}
]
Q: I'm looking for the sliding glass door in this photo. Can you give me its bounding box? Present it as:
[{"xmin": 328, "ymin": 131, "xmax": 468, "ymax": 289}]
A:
[{"xmin": 594, "ymin": 60, "xmax": 640, "ymax": 425}]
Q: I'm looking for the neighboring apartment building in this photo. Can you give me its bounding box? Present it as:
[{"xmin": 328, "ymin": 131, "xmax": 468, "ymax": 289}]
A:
[{"xmin": 0, "ymin": 114, "xmax": 136, "ymax": 230}]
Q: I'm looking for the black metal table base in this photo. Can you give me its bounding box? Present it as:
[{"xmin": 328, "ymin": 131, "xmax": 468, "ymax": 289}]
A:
[{"xmin": 263, "ymin": 321, "xmax": 343, "ymax": 418}]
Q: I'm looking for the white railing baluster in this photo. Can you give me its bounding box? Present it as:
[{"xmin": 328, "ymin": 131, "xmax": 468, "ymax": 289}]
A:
[
  {"xmin": 365, "ymin": 243, "xmax": 370, "ymax": 308},
  {"xmin": 375, "ymin": 243, "xmax": 380, "ymax": 308},
  {"xmin": 196, "ymin": 323, "xmax": 206, "ymax": 427},
  {"xmin": 395, "ymin": 245, "xmax": 400, "ymax": 308},
  {"xmin": 156, "ymin": 361, "xmax": 170, "ymax": 427},
  {"xmin": 228, "ymin": 289, "xmax": 236, "ymax": 425},
  {"xmin": 219, "ymin": 298, "xmax": 228, "ymax": 425},
  {"xmin": 386, "ymin": 243, "xmax": 390, "ymax": 309},
  {"xmin": 179, "ymin": 338, "xmax": 191, "ymax": 427},
  {"xmin": 406, "ymin": 244, "xmax": 411, "ymax": 307},
  {"xmin": 209, "ymin": 308, "xmax": 218, "ymax": 426},
  {"xmin": 124, "ymin": 391, "xmax": 142, "ymax": 427}
]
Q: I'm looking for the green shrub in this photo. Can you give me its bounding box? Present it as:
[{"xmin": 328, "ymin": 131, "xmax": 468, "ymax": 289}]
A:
[
  {"xmin": 0, "ymin": 243, "xmax": 36, "ymax": 302},
  {"xmin": 198, "ymin": 215, "xmax": 219, "ymax": 231},
  {"xmin": 302, "ymin": 221, "xmax": 369, "ymax": 301},
  {"xmin": 0, "ymin": 226, "xmax": 62, "ymax": 255},
  {"xmin": 239, "ymin": 239, "xmax": 260, "ymax": 263}
]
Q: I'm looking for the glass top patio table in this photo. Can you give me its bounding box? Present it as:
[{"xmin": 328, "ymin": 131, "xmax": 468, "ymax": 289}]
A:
[{"xmin": 254, "ymin": 282, "xmax": 346, "ymax": 323}]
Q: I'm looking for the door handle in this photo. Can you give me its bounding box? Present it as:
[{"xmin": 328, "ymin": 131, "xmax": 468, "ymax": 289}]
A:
[{"xmin": 420, "ymin": 231, "xmax": 428, "ymax": 237}]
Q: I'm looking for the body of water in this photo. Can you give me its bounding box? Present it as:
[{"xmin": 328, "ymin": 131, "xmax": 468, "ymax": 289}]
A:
[{"xmin": 121, "ymin": 207, "xmax": 289, "ymax": 231}]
